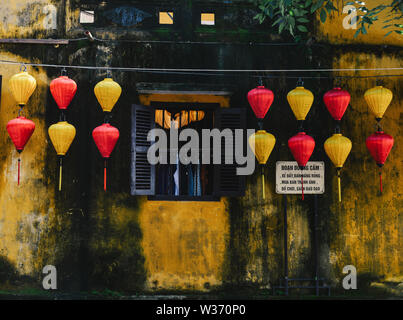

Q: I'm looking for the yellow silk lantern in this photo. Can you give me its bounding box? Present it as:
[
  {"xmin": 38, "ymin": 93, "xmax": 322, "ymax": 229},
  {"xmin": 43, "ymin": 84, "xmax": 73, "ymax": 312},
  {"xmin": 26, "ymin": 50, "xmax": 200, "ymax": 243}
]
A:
[
  {"xmin": 364, "ymin": 86, "xmax": 393, "ymax": 120},
  {"xmin": 324, "ymin": 133, "xmax": 352, "ymax": 202},
  {"xmin": 94, "ymin": 78, "xmax": 122, "ymax": 112},
  {"xmin": 248, "ymin": 130, "xmax": 276, "ymax": 199},
  {"xmin": 48, "ymin": 121, "xmax": 76, "ymax": 191},
  {"xmin": 287, "ymin": 86, "xmax": 314, "ymax": 121},
  {"xmin": 9, "ymin": 71, "xmax": 37, "ymax": 106}
]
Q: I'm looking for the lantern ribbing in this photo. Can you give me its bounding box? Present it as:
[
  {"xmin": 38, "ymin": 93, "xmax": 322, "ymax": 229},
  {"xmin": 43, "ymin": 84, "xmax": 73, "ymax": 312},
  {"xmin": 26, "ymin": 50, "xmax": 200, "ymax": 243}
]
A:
[
  {"xmin": 288, "ymin": 132, "xmax": 315, "ymax": 200},
  {"xmin": 50, "ymin": 75, "xmax": 77, "ymax": 110},
  {"xmin": 9, "ymin": 70, "xmax": 37, "ymax": 107}
]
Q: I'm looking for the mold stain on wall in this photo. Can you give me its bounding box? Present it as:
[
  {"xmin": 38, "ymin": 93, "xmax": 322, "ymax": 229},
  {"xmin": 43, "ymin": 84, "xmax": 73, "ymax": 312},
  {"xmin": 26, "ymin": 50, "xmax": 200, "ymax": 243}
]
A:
[{"xmin": 0, "ymin": 51, "xmax": 56, "ymax": 277}]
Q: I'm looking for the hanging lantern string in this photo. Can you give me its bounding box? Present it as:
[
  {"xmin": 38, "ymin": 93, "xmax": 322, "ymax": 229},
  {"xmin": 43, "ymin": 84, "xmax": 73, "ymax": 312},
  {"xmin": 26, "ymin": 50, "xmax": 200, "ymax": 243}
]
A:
[
  {"xmin": 261, "ymin": 165, "xmax": 265, "ymax": 200},
  {"xmin": 104, "ymin": 159, "xmax": 107, "ymax": 192},
  {"xmin": 334, "ymin": 120, "xmax": 341, "ymax": 134},
  {"xmin": 18, "ymin": 106, "xmax": 24, "ymax": 117},
  {"xmin": 17, "ymin": 158, "xmax": 21, "ymax": 186},
  {"xmin": 379, "ymin": 167, "xmax": 383, "ymax": 194},
  {"xmin": 104, "ymin": 113, "xmax": 111, "ymax": 124},
  {"xmin": 61, "ymin": 67, "xmax": 67, "ymax": 76},
  {"xmin": 59, "ymin": 111, "xmax": 66, "ymax": 122},
  {"xmin": 334, "ymin": 76, "xmax": 342, "ymax": 87},
  {"xmin": 258, "ymin": 75, "xmax": 263, "ymax": 86},
  {"xmin": 19, "ymin": 63, "xmax": 27, "ymax": 72},
  {"xmin": 298, "ymin": 120, "xmax": 304, "ymax": 132},
  {"xmin": 375, "ymin": 120, "xmax": 382, "ymax": 132},
  {"xmin": 104, "ymin": 158, "xmax": 107, "ymax": 191},
  {"xmin": 59, "ymin": 156, "xmax": 63, "ymax": 191},
  {"xmin": 297, "ymin": 77, "xmax": 304, "ymax": 86}
]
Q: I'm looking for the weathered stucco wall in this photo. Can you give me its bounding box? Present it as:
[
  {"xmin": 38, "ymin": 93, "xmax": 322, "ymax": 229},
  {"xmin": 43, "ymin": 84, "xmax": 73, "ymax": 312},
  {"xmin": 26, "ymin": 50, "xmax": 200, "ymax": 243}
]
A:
[
  {"xmin": 139, "ymin": 199, "xmax": 229, "ymax": 291},
  {"xmin": 315, "ymin": 0, "xmax": 402, "ymax": 46},
  {"xmin": 0, "ymin": 0, "xmax": 401, "ymax": 295},
  {"xmin": 0, "ymin": 52, "xmax": 54, "ymax": 276},
  {"xmin": 327, "ymin": 52, "xmax": 402, "ymax": 282}
]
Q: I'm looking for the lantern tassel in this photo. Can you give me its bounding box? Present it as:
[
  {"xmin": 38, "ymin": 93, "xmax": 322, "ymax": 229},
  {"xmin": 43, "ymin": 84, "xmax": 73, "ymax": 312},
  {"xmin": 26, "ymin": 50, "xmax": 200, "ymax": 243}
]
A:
[
  {"xmin": 337, "ymin": 169, "xmax": 341, "ymax": 203},
  {"xmin": 104, "ymin": 159, "xmax": 107, "ymax": 192},
  {"xmin": 17, "ymin": 158, "xmax": 21, "ymax": 186},
  {"xmin": 379, "ymin": 168, "xmax": 383, "ymax": 194},
  {"xmin": 261, "ymin": 165, "xmax": 265, "ymax": 200},
  {"xmin": 301, "ymin": 170, "xmax": 304, "ymax": 201},
  {"xmin": 59, "ymin": 157, "xmax": 63, "ymax": 192}
]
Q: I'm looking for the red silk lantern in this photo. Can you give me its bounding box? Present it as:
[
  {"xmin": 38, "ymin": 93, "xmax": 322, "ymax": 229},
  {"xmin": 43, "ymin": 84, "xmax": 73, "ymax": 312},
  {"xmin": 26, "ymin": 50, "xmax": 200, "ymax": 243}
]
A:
[
  {"xmin": 50, "ymin": 76, "xmax": 77, "ymax": 110},
  {"xmin": 247, "ymin": 86, "xmax": 274, "ymax": 119},
  {"xmin": 288, "ymin": 132, "xmax": 315, "ymax": 200},
  {"xmin": 366, "ymin": 131, "xmax": 394, "ymax": 193},
  {"xmin": 288, "ymin": 132, "xmax": 315, "ymax": 168},
  {"xmin": 6, "ymin": 116, "xmax": 35, "ymax": 185},
  {"xmin": 92, "ymin": 123, "xmax": 120, "ymax": 191},
  {"xmin": 323, "ymin": 87, "xmax": 351, "ymax": 121}
]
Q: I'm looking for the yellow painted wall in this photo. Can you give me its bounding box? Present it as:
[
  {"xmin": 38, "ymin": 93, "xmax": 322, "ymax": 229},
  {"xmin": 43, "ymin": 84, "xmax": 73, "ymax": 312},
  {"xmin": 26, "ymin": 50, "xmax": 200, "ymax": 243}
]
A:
[
  {"xmin": 139, "ymin": 198, "xmax": 229, "ymax": 291},
  {"xmin": 327, "ymin": 52, "xmax": 402, "ymax": 280},
  {"xmin": 312, "ymin": 1, "xmax": 402, "ymax": 281},
  {"xmin": 315, "ymin": 0, "xmax": 403, "ymax": 46},
  {"xmin": 0, "ymin": 0, "xmax": 58, "ymax": 38},
  {"xmin": 0, "ymin": 51, "xmax": 57, "ymax": 276},
  {"xmin": 137, "ymin": 92, "xmax": 231, "ymax": 291}
]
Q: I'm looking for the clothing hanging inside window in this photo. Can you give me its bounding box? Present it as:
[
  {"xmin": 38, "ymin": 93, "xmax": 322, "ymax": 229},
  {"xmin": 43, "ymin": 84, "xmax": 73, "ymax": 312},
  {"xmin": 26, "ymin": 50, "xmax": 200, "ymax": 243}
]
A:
[
  {"xmin": 173, "ymin": 153, "xmax": 179, "ymax": 196},
  {"xmin": 193, "ymin": 164, "xmax": 202, "ymax": 196},
  {"xmin": 186, "ymin": 164, "xmax": 194, "ymax": 196}
]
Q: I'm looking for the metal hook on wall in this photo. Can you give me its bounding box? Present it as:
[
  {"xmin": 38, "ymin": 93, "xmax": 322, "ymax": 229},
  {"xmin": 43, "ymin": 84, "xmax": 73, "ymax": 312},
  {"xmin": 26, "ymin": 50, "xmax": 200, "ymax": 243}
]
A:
[
  {"xmin": 374, "ymin": 120, "xmax": 382, "ymax": 132},
  {"xmin": 18, "ymin": 106, "xmax": 24, "ymax": 117},
  {"xmin": 20, "ymin": 63, "xmax": 27, "ymax": 72},
  {"xmin": 258, "ymin": 75, "xmax": 263, "ymax": 86},
  {"xmin": 334, "ymin": 76, "xmax": 342, "ymax": 88},
  {"xmin": 59, "ymin": 111, "xmax": 66, "ymax": 122},
  {"xmin": 297, "ymin": 77, "xmax": 304, "ymax": 87}
]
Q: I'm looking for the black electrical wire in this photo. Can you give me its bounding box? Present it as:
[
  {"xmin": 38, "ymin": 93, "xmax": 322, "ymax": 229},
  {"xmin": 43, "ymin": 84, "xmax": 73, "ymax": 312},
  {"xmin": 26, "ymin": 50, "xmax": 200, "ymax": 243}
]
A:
[{"xmin": 0, "ymin": 59, "xmax": 402, "ymax": 79}]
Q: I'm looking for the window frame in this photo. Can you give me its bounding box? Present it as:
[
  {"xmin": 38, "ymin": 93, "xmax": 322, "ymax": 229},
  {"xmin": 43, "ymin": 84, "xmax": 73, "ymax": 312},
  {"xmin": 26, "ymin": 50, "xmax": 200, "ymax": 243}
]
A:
[
  {"xmin": 200, "ymin": 12, "xmax": 215, "ymax": 26},
  {"xmin": 148, "ymin": 101, "xmax": 220, "ymax": 202},
  {"xmin": 158, "ymin": 10, "xmax": 175, "ymax": 25}
]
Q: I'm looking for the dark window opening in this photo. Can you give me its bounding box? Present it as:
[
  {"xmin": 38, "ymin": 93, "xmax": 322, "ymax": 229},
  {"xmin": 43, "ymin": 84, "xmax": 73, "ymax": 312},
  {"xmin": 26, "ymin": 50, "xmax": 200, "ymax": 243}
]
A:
[{"xmin": 150, "ymin": 102, "xmax": 218, "ymax": 201}]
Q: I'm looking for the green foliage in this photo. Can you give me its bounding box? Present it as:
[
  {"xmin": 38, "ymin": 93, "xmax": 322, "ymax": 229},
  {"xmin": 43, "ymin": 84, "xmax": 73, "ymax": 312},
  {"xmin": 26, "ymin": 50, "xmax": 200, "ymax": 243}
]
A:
[
  {"xmin": 252, "ymin": 0, "xmax": 403, "ymax": 39},
  {"xmin": 251, "ymin": 0, "xmax": 338, "ymax": 38},
  {"xmin": 350, "ymin": 0, "xmax": 403, "ymax": 37}
]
